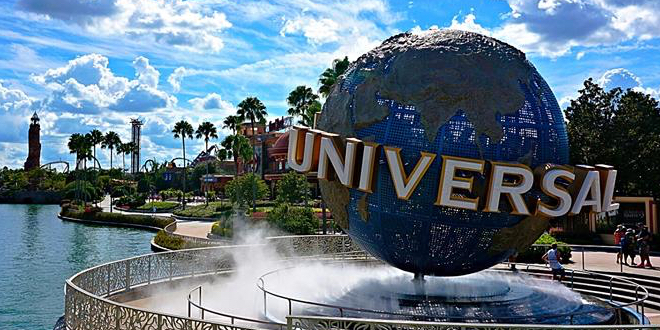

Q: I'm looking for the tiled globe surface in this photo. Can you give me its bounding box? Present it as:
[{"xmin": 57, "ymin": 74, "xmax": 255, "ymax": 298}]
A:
[{"xmin": 321, "ymin": 31, "xmax": 569, "ymax": 276}]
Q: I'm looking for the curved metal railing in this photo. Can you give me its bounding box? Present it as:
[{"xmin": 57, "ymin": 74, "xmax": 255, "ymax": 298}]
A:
[
  {"xmin": 65, "ymin": 235, "xmax": 655, "ymax": 330},
  {"xmin": 64, "ymin": 235, "xmax": 358, "ymax": 330},
  {"xmin": 187, "ymin": 285, "xmax": 287, "ymax": 330},
  {"xmin": 287, "ymin": 315, "xmax": 660, "ymax": 330}
]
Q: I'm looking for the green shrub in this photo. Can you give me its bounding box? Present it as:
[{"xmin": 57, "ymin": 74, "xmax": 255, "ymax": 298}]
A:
[
  {"xmin": 173, "ymin": 201, "xmax": 232, "ymax": 218},
  {"xmin": 136, "ymin": 201, "xmax": 179, "ymax": 211},
  {"xmin": 63, "ymin": 180, "xmax": 103, "ymax": 203},
  {"xmin": 517, "ymin": 233, "xmax": 572, "ymax": 263},
  {"xmin": 61, "ymin": 208, "xmax": 173, "ymax": 228},
  {"xmin": 114, "ymin": 192, "xmax": 147, "ymax": 208},
  {"xmin": 267, "ymin": 204, "xmax": 318, "ymax": 235},
  {"xmin": 211, "ymin": 219, "xmax": 233, "ymax": 238},
  {"xmin": 160, "ymin": 188, "xmax": 183, "ymax": 200},
  {"xmin": 154, "ymin": 230, "xmax": 185, "ymax": 250}
]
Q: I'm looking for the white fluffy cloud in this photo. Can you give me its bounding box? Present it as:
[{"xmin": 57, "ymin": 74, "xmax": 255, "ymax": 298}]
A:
[
  {"xmin": 278, "ymin": 0, "xmax": 398, "ymax": 48},
  {"xmin": 596, "ymin": 67, "xmax": 660, "ymax": 99},
  {"xmin": 167, "ymin": 67, "xmax": 187, "ymax": 93},
  {"xmin": 447, "ymin": 14, "xmax": 491, "ymax": 36},
  {"xmin": 0, "ymin": 82, "xmax": 34, "ymax": 143},
  {"xmin": 443, "ymin": 1, "xmax": 660, "ymax": 58},
  {"xmin": 17, "ymin": 0, "xmax": 232, "ymax": 53},
  {"xmin": 33, "ymin": 54, "xmax": 175, "ymax": 114},
  {"xmin": 280, "ymin": 17, "xmax": 341, "ymax": 45},
  {"xmin": 0, "ymin": 82, "xmax": 32, "ymax": 112},
  {"xmin": 189, "ymin": 93, "xmax": 235, "ymax": 115},
  {"xmin": 598, "ymin": 68, "xmax": 641, "ymax": 91},
  {"xmin": 133, "ymin": 56, "xmax": 159, "ymax": 88}
]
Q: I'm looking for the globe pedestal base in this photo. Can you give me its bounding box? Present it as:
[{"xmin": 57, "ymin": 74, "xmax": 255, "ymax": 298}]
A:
[{"xmin": 302, "ymin": 270, "xmax": 615, "ymax": 325}]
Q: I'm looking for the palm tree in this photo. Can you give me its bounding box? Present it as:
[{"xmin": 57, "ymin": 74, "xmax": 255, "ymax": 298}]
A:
[
  {"xmin": 118, "ymin": 142, "xmax": 135, "ymax": 174},
  {"xmin": 195, "ymin": 121, "xmax": 219, "ymax": 152},
  {"xmin": 287, "ymin": 85, "xmax": 319, "ymax": 126},
  {"xmin": 222, "ymin": 115, "xmax": 242, "ymax": 135},
  {"xmin": 88, "ymin": 129, "xmax": 104, "ymax": 169},
  {"xmin": 68, "ymin": 133, "xmax": 91, "ymax": 170},
  {"xmin": 318, "ymin": 56, "xmax": 350, "ymax": 97},
  {"xmin": 237, "ymin": 97, "xmax": 267, "ymax": 211},
  {"xmin": 196, "ymin": 121, "xmax": 219, "ymax": 205},
  {"xmin": 101, "ymin": 131, "xmax": 121, "ymax": 169},
  {"xmin": 237, "ymin": 96, "xmax": 267, "ymax": 170},
  {"xmin": 172, "ymin": 120, "xmax": 194, "ymax": 206}
]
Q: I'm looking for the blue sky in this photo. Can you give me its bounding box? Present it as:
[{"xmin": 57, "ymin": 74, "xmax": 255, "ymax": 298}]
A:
[{"xmin": 1, "ymin": 0, "xmax": 660, "ymax": 169}]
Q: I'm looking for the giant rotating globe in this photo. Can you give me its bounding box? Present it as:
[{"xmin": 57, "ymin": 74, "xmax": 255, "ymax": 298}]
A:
[{"xmin": 317, "ymin": 30, "xmax": 569, "ymax": 276}]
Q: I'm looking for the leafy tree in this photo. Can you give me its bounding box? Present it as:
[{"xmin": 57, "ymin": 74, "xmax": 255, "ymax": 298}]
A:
[
  {"xmin": 225, "ymin": 173, "xmax": 268, "ymax": 207},
  {"xmin": 101, "ymin": 131, "xmax": 121, "ymax": 170},
  {"xmin": 276, "ymin": 171, "xmax": 310, "ymax": 204},
  {"xmin": 172, "ymin": 120, "xmax": 194, "ymax": 202},
  {"xmin": 287, "ymin": 85, "xmax": 319, "ymax": 126},
  {"xmin": 318, "ymin": 56, "xmax": 350, "ymax": 97},
  {"xmin": 564, "ymin": 78, "xmax": 618, "ymax": 165},
  {"xmin": 88, "ymin": 129, "xmax": 104, "ymax": 169},
  {"xmin": 564, "ymin": 78, "xmax": 660, "ymax": 199},
  {"xmin": 0, "ymin": 169, "xmax": 28, "ymax": 192},
  {"xmin": 196, "ymin": 121, "xmax": 219, "ymax": 152}
]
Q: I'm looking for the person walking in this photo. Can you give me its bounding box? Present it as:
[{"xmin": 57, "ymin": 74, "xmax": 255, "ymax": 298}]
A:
[
  {"xmin": 543, "ymin": 243, "xmax": 565, "ymax": 281},
  {"xmin": 614, "ymin": 225, "xmax": 625, "ymax": 264},
  {"xmin": 636, "ymin": 224, "xmax": 653, "ymax": 268}
]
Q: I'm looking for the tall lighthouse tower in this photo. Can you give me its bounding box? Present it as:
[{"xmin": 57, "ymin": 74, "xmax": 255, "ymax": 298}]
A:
[{"xmin": 24, "ymin": 112, "xmax": 41, "ymax": 171}]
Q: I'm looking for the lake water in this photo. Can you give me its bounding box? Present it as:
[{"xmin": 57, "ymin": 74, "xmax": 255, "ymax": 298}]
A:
[{"xmin": 0, "ymin": 204, "xmax": 154, "ymax": 330}]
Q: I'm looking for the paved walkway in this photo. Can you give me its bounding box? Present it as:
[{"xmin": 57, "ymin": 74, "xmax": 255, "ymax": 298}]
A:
[
  {"xmin": 173, "ymin": 221, "xmax": 214, "ymax": 238},
  {"xmin": 569, "ymin": 250, "xmax": 659, "ymax": 276}
]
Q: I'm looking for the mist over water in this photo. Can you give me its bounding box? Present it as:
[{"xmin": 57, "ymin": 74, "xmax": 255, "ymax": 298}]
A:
[{"xmin": 145, "ymin": 220, "xmax": 585, "ymax": 326}]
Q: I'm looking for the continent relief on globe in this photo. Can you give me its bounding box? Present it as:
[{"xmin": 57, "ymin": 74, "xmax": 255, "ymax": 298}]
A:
[{"xmin": 317, "ymin": 30, "xmax": 552, "ymax": 258}]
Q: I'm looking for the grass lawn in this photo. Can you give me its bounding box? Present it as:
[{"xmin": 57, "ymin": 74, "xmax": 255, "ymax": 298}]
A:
[{"xmin": 136, "ymin": 201, "xmax": 179, "ymax": 211}]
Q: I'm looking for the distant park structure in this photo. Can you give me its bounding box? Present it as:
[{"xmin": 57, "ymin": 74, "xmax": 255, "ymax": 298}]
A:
[
  {"xmin": 130, "ymin": 118, "xmax": 143, "ymax": 174},
  {"xmin": 23, "ymin": 112, "xmax": 41, "ymax": 171}
]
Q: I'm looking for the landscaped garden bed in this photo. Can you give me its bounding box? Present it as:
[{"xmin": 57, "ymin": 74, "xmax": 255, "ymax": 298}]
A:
[
  {"xmin": 61, "ymin": 204, "xmax": 174, "ymax": 229},
  {"xmin": 173, "ymin": 201, "xmax": 232, "ymax": 218}
]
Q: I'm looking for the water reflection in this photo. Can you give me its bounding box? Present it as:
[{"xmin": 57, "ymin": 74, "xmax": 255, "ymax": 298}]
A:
[
  {"xmin": 19, "ymin": 204, "xmax": 43, "ymax": 260},
  {"xmin": 0, "ymin": 204, "xmax": 153, "ymax": 330},
  {"xmin": 67, "ymin": 222, "xmax": 99, "ymax": 268}
]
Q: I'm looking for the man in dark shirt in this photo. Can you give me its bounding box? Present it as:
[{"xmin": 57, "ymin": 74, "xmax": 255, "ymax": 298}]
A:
[{"xmin": 636, "ymin": 223, "xmax": 653, "ymax": 268}]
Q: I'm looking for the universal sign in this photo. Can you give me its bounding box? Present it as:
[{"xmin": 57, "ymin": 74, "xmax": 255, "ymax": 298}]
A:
[{"xmin": 287, "ymin": 126, "xmax": 619, "ymax": 218}]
